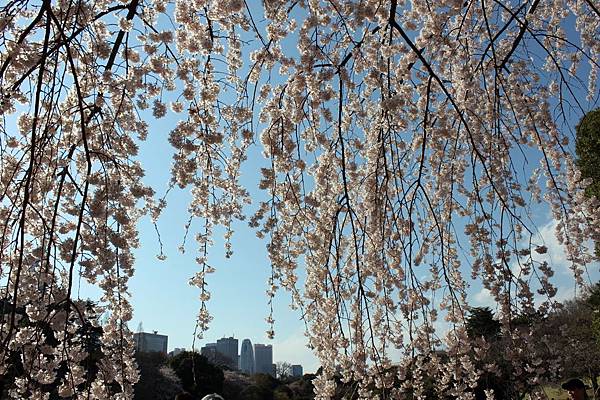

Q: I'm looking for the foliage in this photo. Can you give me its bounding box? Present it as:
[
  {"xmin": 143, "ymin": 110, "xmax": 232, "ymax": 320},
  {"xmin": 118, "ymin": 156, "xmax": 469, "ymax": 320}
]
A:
[
  {"xmin": 252, "ymin": 373, "xmax": 281, "ymax": 399},
  {"xmin": 134, "ymin": 351, "xmax": 182, "ymax": 400},
  {"xmin": 586, "ymin": 283, "xmax": 600, "ymax": 350},
  {"xmin": 593, "ymin": 312, "xmax": 600, "ymax": 352},
  {"xmin": 168, "ymin": 351, "xmax": 225, "ymax": 399},
  {"xmin": 0, "ymin": 0, "xmax": 599, "ymax": 399},
  {"xmin": 237, "ymin": 385, "xmax": 270, "ymax": 400},
  {"xmin": 466, "ymin": 307, "xmax": 501, "ymax": 341},
  {"xmin": 226, "ymin": 373, "xmax": 280, "ymax": 400},
  {"xmin": 464, "ymin": 308, "xmax": 507, "ymax": 400},
  {"xmin": 202, "ymin": 350, "xmax": 237, "ymax": 371},
  {"xmin": 541, "ymin": 293, "xmax": 600, "ymax": 397},
  {"xmin": 576, "ymin": 109, "xmax": 600, "ymax": 200},
  {"xmin": 222, "ymin": 370, "xmax": 317, "ymax": 400},
  {"xmin": 274, "ymin": 387, "xmax": 295, "ymax": 400},
  {"xmin": 587, "ymin": 282, "xmax": 600, "ymax": 310},
  {"xmin": 463, "ymin": 307, "xmax": 563, "ymax": 400},
  {"xmin": 286, "ymin": 374, "xmax": 317, "ymax": 400},
  {"xmin": 576, "ymin": 108, "xmax": 600, "ymax": 257}
]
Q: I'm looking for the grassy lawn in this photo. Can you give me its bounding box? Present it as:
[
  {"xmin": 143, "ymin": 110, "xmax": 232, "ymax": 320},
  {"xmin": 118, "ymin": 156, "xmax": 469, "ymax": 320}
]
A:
[
  {"xmin": 538, "ymin": 383, "xmax": 594, "ymax": 400},
  {"xmin": 540, "ymin": 385, "xmax": 568, "ymax": 400}
]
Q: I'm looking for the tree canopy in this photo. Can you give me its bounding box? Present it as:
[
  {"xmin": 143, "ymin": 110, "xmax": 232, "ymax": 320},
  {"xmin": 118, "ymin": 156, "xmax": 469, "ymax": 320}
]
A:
[
  {"xmin": 169, "ymin": 351, "xmax": 225, "ymax": 399},
  {"xmin": 465, "ymin": 307, "xmax": 501, "ymax": 341},
  {"xmin": 576, "ymin": 108, "xmax": 600, "ymax": 200},
  {"xmin": 576, "ymin": 108, "xmax": 600, "ymax": 257},
  {"xmin": 0, "ymin": 0, "xmax": 599, "ymax": 399}
]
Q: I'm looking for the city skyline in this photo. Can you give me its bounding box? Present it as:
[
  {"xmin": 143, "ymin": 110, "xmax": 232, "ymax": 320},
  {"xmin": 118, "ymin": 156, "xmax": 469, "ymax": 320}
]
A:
[
  {"xmin": 132, "ymin": 331, "xmax": 307, "ymax": 375},
  {"xmin": 253, "ymin": 343, "xmax": 274, "ymax": 376}
]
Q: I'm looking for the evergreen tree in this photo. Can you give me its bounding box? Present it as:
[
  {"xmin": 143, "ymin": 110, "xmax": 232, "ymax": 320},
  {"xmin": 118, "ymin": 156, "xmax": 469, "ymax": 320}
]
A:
[
  {"xmin": 466, "ymin": 307, "xmax": 501, "ymax": 341},
  {"xmin": 576, "ymin": 108, "xmax": 600, "ymax": 258}
]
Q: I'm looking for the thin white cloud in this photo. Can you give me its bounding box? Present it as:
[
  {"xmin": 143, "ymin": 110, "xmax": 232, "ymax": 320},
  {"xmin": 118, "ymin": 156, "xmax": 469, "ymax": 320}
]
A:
[
  {"xmin": 502, "ymin": 216, "xmax": 599, "ymax": 305},
  {"xmin": 273, "ymin": 329, "xmax": 320, "ymax": 373},
  {"xmin": 526, "ymin": 217, "xmax": 598, "ymax": 302},
  {"xmin": 473, "ymin": 287, "xmax": 495, "ymax": 308},
  {"xmin": 466, "ymin": 216, "xmax": 599, "ymax": 312},
  {"xmin": 533, "ymin": 219, "xmax": 569, "ymax": 275}
]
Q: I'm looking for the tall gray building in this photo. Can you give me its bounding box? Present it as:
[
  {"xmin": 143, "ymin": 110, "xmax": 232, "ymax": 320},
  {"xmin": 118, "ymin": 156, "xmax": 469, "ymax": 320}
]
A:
[
  {"xmin": 254, "ymin": 343, "xmax": 273, "ymax": 376},
  {"xmin": 216, "ymin": 336, "xmax": 238, "ymax": 369},
  {"xmin": 134, "ymin": 331, "xmax": 168, "ymax": 353},
  {"xmin": 239, "ymin": 339, "xmax": 255, "ymax": 374}
]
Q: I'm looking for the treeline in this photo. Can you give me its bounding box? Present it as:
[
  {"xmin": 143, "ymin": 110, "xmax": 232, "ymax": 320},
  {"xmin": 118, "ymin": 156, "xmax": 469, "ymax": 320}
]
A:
[{"xmin": 134, "ymin": 351, "xmax": 316, "ymax": 400}]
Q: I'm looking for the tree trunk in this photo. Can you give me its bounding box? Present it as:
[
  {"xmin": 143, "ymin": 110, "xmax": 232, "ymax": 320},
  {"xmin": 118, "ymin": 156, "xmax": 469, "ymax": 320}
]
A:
[{"xmin": 588, "ymin": 367, "xmax": 599, "ymax": 400}]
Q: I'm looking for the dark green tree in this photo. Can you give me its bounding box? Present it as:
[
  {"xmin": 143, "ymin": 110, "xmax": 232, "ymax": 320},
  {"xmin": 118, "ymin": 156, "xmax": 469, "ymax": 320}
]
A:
[
  {"xmin": 466, "ymin": 307, "xmax": 501, "ymax": 341},
  {"xmin": 583, "ymin": 282, "xmax": 600, "ymax": 396},
  {"xmin": 576, "ymin": 108, "xmax": 600, "ymax": 259},
  {"xmin": 465, "ymin": 307, "xmax": 521, "ymax": 400},
  {"xmin": 587, "ymin": 282, "xmax": 600, "ymax": 308},
  {"xmin": 287, "ymin": 373, "xmax": 316, "ymax": 400},
  {"xmin": 251, "ymin": 373, "xmax": 280, "ymax": 400},
  {"xmin": 134, "ymin": 351, "xmax": 182, "ymax": 399},
  {"xmin": 238, "ymin": 385, "xmax": 265, "ymax": 400},
  {"xmin": 169, "ymin": 351, "xmax": 225, "ymax": 399},
  {"xmin": 588, "ymin": 283, "xmax": 600, "ymax": 352},
  {"xmin": 576, "ymin": 108, "xmax": 600, "ymax": 200},
  {"xmin": 543, "ymin": 294, "xmax": 600, "ymax": 397}
]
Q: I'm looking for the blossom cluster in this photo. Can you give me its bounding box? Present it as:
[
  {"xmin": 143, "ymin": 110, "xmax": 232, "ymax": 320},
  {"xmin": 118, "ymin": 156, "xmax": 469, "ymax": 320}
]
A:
[{"xmin": 0, "ymin": 0, "xmax": 598, "ymax": 399}]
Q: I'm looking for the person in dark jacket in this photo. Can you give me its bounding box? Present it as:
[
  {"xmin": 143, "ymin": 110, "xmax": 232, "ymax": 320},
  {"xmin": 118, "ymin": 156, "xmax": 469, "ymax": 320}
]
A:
[{"xmin": 562, "ymin": 378, "xmax": 590, "ymax": 400}]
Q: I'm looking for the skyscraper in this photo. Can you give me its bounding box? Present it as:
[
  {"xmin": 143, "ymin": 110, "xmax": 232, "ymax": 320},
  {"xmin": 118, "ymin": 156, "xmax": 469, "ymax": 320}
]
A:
[
  {"xmin": 216, "ymin": 336, "xmax": 238, "ymax": 369},
  {"xmin": 253, "ymin": 343, "xmax": 273, "ymax": 376},
  {"xmin": 239, "ymin": 339, "xmax": 255, "ymax": 374}
]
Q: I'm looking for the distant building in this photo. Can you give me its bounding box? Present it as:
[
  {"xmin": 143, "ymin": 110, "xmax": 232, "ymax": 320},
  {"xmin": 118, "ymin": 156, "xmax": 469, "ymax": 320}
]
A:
[
  {"xmin": 201, "ymin": 343, "xmax": 217, "ymax": 360},
  {"xmin": 216, "ymin": 336, "xmax": 238, "ymax": 369},
  {"xmin": 169, "ymin": 347, "xmax": 185, "ymax": 357},
  {"xmin": 134, "ymin": 331, "xmax": 168, "ymax": 353},
  {"xmin": 254, "ymin": 343, "xmax": 273, "ymax": 376},
  {"xmin": 291, "ymin": 364, "xmax": 303, "ymax": 377},
  {"xmin": 240, "ymin": 339, "xmax": 255, "ymax": 374}
]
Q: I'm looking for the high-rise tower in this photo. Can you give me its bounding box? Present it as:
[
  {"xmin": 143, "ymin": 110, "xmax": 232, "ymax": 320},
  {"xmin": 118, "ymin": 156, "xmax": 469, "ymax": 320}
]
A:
[
  {"xmin": 254, "ymin": 343, "xmax": 273, "ymax": 375},
  {"xmin": 239, "ymin": 339, "xmax": 255, "ymax": 374},
  {"xmin": 216, "ymin": 336, "xmax": 238, "ymax": 369}
]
